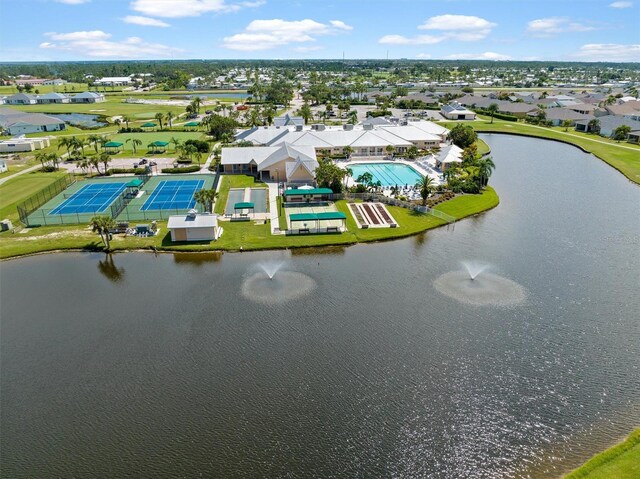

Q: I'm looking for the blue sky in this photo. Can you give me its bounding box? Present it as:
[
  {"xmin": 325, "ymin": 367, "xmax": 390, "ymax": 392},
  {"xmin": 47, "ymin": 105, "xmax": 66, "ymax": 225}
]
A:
[{"xmin": 1, "ymin": 0, "xmax": 639, "ymax": 62}]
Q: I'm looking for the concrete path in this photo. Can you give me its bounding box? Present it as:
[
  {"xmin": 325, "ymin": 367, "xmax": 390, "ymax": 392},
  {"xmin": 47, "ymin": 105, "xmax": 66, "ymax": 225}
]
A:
[{"xmin": 267, "ymin": 182, "xmax": 282, "ymax": 234}]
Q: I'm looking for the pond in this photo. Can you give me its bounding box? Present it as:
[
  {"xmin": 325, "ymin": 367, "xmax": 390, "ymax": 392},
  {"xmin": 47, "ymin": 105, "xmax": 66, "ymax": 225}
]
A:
[
  {"xmin": 54, "ymin": 113, "xmax": 107, "ymax": 128},
  {"xmin": 1, "ymin": 134, "xmax": 639, "ymax": 478}
]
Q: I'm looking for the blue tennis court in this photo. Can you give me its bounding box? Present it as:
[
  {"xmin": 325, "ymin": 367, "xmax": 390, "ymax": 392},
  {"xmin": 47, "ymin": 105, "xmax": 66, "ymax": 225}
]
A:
[
  {"xmin": 49, "ymin": 182, "xmax": 127, "ymax": 215},
  {"xmin": 141, "ymin": 179, "xmax": 204, "ymax": 211}
]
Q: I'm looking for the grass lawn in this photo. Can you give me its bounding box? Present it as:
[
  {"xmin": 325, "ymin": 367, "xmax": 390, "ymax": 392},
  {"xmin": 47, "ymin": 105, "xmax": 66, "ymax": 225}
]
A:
[
  {"xmin": 7, "ymin": 100, "xmax": 186, "ymax": 120},
  {"xmin": 0, "ymin": 170, "xmax": 69, "ymax": 223},
  {"xmin": 564, "ymin": 428, "xmax": 640, "ymax": 479},
  {"xmin": 105, "ymin": 131, "xmax": 206, "ymax": 157},
  {"xmin": 0, "ymin": 186, "xmax": 499, "ymax": 259},
  {"xmin": 476, "ymin": 138, "xmax": 491, "ymax": 156},
  {"xmin": 0, "ymin": 83, "xmax": 91, "ymax": 95},
  {"xmin": 214, "ymin": 175, "xmax": 268, "ymax": 215},
  {"xmin": 442, "ymin": 118, "xmax": 640, "ymax": 185}
]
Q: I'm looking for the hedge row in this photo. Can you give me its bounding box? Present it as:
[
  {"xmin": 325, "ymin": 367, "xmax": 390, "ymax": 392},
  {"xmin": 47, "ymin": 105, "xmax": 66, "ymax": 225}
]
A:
[
  {"xmin": 161, "ymin": 165, "xmax": 200, "ymax": 174},
  {"xmin": 107, "ymin": 167, "xmax": 148, "ymax": 175},
  {"xmin": 474, "ymin": 109, "xmax": 519, "ymax": 122}
]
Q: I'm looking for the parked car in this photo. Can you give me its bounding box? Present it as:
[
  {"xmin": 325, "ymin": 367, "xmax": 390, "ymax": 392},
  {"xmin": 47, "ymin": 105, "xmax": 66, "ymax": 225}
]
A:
[
  {"xmin": 187, "ymin": 113, "xmax": 197, "ymax": 119},
  {"xmin": 139, "ymin": 158, "xmax": 148, "ymax": 165},
  {"xmin": 205, "ymin": 110, "xmax": 213, "ymax": 114},
  {"xmin": 133, "ymin": 163, "xmax": 138, "ymax": 168},
  {"xmin": 149, "ymin": 161, "xmax": 157, "ymax": 167}
]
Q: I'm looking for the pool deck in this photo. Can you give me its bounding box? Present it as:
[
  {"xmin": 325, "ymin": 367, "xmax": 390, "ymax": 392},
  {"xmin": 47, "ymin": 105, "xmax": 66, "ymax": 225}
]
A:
[{"xmin": 339, "ymin": 157, "xmax": 443, "ymax": 188}]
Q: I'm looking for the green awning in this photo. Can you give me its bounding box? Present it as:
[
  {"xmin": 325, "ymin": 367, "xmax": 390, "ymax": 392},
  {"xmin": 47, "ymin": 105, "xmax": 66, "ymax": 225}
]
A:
[
  {"xmin": 184, "ymin": 121, "xmax": 200, "ymax": 127},
  {"xmin": 290, "ymin": 212, "xmax": 346, "ymax": 222},
  {"xmin": 316, "ymin": 211, "xmax": 346, "ymax": 220},
  {"xmin": 284, "ymin": 188, "xmax": 333, "ymax": 196},
  {"xmin": 126, "ymin": 179, "xmax": 143, "ymax": 187},
  {"xmin": 289, "ymin": 213, "xmax": 317, "ymax": 222},
  {"xmin": 150, "ymin": 141, "xmax": 169, "ymax": 146},
  {"xmin": 234, "ymin": 202, "xmax": 255, "ymax": 209},
  {"xmin": 104, "ymin": 141, "xmax": 123, "ymax": 147},
  {"xmin": 141, "ymin": 122, "xmax": 157, "ymax": 127}
]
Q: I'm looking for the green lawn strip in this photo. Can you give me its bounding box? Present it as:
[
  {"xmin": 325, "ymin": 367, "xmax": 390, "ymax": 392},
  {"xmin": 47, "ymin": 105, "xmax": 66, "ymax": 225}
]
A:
[
  {"xmin": 0, "ymin": 83, "xmax": 90, "ymax": 95},
  {"xmin": 476, "ymin": 138, "xmax": 491, "ymax": 156},
  {"xmin": 276, "ymin": 197, "xmax": 288, "ymax": 230},
  {"xmin": 446, "ymin": 119, "xmax": 640, "ymax": 185},
  {"xmin": 564, "ymin": 428, "xmax": 640, "ymax": 479},
  {"xmin": 6, "ymin": 100, "xmax": 185, "ymax": 119},
  {"xmin": 0, "ymin": 171, "xmax": 69, "ymax": 222},
  {"xmin": 0, "ymin": 186, "xmax": 499, "ymax": 259}
]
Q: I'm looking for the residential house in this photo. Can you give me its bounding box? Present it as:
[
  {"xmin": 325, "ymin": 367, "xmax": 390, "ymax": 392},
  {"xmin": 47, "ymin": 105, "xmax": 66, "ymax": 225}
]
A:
[
  {"xmin": 71, "ymin": 91, "xmax": 105, "ymax": 103},
  {"xmin": 93, "ymin": 77, "xmax": 134, "ymax": 86},
  {"xmin": 37, "ymin": 92, "xmax": 70, "ymax": 104},
  {"xmin": 575, "ymin": 114, "xmax": 640, "ymax": 138},
  {"xmin": 0, "ymin": 108, "xmax": 66, "ymax": 135},
  {"xmin": 529, "ymin": 108, "xmax": 594, "ymax": 127},
  {"xmin": 5, "ymin": 93, "xmax": 38, "ymax": 105}
]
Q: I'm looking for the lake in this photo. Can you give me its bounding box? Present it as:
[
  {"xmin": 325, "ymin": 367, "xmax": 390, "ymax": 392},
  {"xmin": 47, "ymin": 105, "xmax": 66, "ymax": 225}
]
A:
[
  {"xmin": 1, "ymin": 134, "xmax": 639, "ymax": 478},
  {"xmin": 54, "ymin": 113, "xmax": 107, "ymax": 128}
]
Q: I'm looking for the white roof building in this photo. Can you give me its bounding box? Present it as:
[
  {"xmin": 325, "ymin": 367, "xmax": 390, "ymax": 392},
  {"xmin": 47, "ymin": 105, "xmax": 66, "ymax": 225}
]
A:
[{"xmin": 167, "ymin": 212, "xmax": 220, "ymax": 242}]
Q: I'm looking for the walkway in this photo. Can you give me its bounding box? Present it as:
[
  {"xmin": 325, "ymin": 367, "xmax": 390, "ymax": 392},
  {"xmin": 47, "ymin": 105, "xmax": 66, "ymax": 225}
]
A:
[{"xmin": 267, "ymin": 182, "xmax": 281, "ymax": 234}]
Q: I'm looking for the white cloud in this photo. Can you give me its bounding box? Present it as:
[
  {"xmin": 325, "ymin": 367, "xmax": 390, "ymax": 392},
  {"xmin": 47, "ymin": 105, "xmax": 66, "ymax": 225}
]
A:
[
  {"xmin": 330, "ymin": 20, "xmax": 352, "ymax": 31},
  {"xmin": 379, "ymin": 34, "xmax": 444, "ymax": 45},
  {"xmin": 130, "ymin": 0, "xmax": 262, "ymax": 18},
  {"xmin": 46, "ymin": 30, "xmax": 111, "ymax": 41},
  {"xmin": 527, "ymin": 17, "xmax": 597, "ymax": 37},
  {"xmin": 40, "ymin": 31, "xmax": 181, "ymax": 58},
  {"xmin": 574, "ymin": 43, "xmax": 640, "ymax": 62},
  {"xmin": 609, "ymin": 1, "xmax": 633, "ymax": 7},
  {"xmin": 379, "ymin": 14, "xmax": 495, "ymax": 45},
  {"xmin": 447, "ymin": 52, "xmax": 512, "ymax": 61},
  {"xmin": 223, "ymin": 18, "xmax": 352, "ymax": 51},
  {"xmin": 123, "ymin": 15, "xmax": 170, "ymax": 27},
  {"xmin": 55, "ymin": 0, "xmax": 91, "ymax": 4}
]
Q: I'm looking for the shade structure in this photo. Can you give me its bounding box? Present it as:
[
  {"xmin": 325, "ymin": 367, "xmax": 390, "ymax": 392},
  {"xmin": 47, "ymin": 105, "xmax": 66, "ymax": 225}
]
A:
[
  {"xmin": 184, "ymin": 121, "xmax": 200, "ymax": 127},
  {"xmin": 150, "ymin": 141, "xmax": 169, "ymax": 147},
  {"xmin": 283, "ymin": 188, "xmax": 333, "ymax": 196},
  {"xmin": 289, "ymin": 212, "xmax": 346, "ymax": 222},
  {"xmin": 103, "ymin": 141, "xmax": 123, "ymax": 148},
  {"xmin": 141, "ymin": 122, "xmax": 157, "ymax": 127},
  {"xmin": 126, "ymin": 178, "xmax": 143, "ymax": 187},
  {"xmin": 234, "ymin": 202, "xmax": 255, "ymax": 210}
]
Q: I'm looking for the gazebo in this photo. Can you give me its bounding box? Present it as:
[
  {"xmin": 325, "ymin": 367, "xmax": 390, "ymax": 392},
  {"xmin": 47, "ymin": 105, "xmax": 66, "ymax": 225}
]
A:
[
  {"xmin": 141, "ymin": 122, "xmax": 157, "ymax": 130},
  {"xmin": 288, "ymin": 211, "xmax": 346, "ymax": 233},
  {"xmin": 148, "ymin": 141, "xmax": 169, "ymax": 153},
  {"xmin": 184, "ymin": 121, "xmax": 200, "ymax": 129},
  {"xmin": 125, "ymin": 178, "xmax": 143, "ymax": 197},
  {"xmin": 234, "ymin": 202, "xmax": 254, "ymax": 217},
  {"xmin": 103, "ymin": 141, "xmax": 123, "ymax": 153}
]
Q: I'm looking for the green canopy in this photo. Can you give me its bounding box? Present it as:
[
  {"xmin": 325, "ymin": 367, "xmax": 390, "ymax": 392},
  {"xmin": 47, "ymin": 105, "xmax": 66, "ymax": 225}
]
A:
[
  {"xmin": 184, "ymin": 121, "xmax": 200, "ymax": 127},
  {"xmin": 290, "ymin": 212, "xmax": 346, "ymax": 222},
  {"xmin": 284, "ymin": 188, "xmax": 333, "ymax": 196},
  {"xmin": 104, "ymin": 141, "xmax": 123, "ymax": 148},
  {"xmin": 150, "ymin": 141, "xmax": 169, "ymax": 147},
  {"xmin": 126, "ymin": 179, "xmax": 143, "ymax": 187},
  {"xmin": 289, "ymin": 213, "xmax": 317, "ymax": 222},
  {"xmin": 141, "ymin": 122, "xmax": 157, "ymax": 127},
  {"xmin": 234, "ymin": 202, "xmax": 255, "ymax": 210}
]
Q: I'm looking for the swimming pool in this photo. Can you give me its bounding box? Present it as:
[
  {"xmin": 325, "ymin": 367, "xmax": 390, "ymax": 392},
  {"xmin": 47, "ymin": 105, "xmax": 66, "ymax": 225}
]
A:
[{"xmin": 348, "ymin": 162, "xmax": 423, "ymax": 187}]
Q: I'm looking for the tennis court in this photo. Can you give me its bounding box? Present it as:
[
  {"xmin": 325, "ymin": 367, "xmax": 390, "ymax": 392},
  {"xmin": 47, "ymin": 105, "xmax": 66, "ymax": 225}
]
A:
[
  {"xmin": 49, "ymin": 182, "xmax": 127, "ymax": 215},
  {"xmin": 141, "ymin": 179, "xmax": 205, "ymax": 211}
]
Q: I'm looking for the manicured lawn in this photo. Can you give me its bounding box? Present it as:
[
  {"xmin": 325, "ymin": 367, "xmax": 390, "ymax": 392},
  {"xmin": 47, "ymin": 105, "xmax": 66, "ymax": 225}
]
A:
[
  {"xmin": 442, "ymin": 119, "xmax": 640, "ymax": 185},
  {"xmin": 8, "ymin": 100, "xmax": 185, "ymax": 120},
  {"xmin": 564, "ymin": 429, "xmax": 640, "ymax": 479},
  {"xmin": 0, "ymin": 170, "xmax": 69, "ymax": 222},
  {"xmin": 476, "ymin": 138, "xmax": 491, "ymax": 156},
  {"xmin": 106, "ymin": 131, "xmax": 206, "ymax": 157},
  {"xmin": 214, "ymin": 175, "xmax": 268, "ymax": 215},
  {"xmin": 0, "ymin": 183, "xmax": 498, "ymax": 259},
  {"xmin": 0, "ymin": 83, "xmax": 91, "ymax": 95}
]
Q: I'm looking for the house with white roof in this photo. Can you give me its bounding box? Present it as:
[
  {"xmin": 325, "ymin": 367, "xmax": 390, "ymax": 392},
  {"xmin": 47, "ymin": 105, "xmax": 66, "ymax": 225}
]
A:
[
  {"xmin": 93, "ymin": 77, "xmax": 134, "ymax": 86},
  {"xmin": 0, "ymin": 108, "xmax": 65, "ymax": 135},
  {"xmin": 37, "ymin": 92, "xmax": 70, "ymax": 104},
  {"xmin": 71, "ymin": 91, "xmax": 105, "ymax": 103},
  {"xmin": 273, "ymin": 113, "xmax": 304, "ymax": 127},
  {"xmin": 167, "ymin": 212, "xmax": 220, "ymax": 242},
  {"xmin": 435, "ymin": 144, "xmax": 463, "ymax": 171},
  {"xmin": 221, "ymin": 143, "xmax": 318, "ymax": 182},
  {"xmin": 440, "ymin": 102, "xmax": 477, "ymax": 120},
  {"xmin": 5, "ymin": 93, "xmax": 37, "ymax": 105}
]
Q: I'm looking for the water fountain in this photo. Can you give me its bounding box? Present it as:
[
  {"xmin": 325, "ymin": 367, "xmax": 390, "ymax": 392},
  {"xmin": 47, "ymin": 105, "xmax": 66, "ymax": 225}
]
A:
[
  {"xmin": 433, "ymin": 261, "xmax": 526, "ymax": 306},
  {"xmin": 241, "ymin": 261, "xmax": 316, "ymax": 305}
]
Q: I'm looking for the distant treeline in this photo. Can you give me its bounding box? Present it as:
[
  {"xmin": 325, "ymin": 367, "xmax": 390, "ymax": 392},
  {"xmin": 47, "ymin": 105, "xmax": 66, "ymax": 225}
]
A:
[{"xmin": 1, "ymin": 59, "xmax": 638, "ymax": 85}]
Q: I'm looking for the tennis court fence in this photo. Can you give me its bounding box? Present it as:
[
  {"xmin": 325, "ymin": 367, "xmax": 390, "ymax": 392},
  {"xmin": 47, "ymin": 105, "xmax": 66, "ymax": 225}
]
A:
[{"xmin": 17, "ymin": 173, "xmax": 76, "ymax": 226}]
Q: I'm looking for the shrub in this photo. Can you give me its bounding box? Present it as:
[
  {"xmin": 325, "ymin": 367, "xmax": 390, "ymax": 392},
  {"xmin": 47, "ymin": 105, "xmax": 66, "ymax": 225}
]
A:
[
  {"xmin": 118, "ymin": 127, "xmax": 144, "ymax": 133},
  {"xmin": 107, "ymin": 167, "xmax": 148, "ymax": 175},
  {"xmin": 162, "ymin": 165, "xmax": 200, "ymax": 174},
  {"xmin": 184, "ymin": 139, "xmax": 210, "ymax": 153}
]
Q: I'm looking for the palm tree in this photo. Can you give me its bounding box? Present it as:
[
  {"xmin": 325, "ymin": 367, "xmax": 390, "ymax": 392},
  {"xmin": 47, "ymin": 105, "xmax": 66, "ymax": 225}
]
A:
[
  {"xmin": 192, "ymin": 96, "xmax": 202, "ymax": 113},
  {"xmin": 91, "ymin": 216, "xmax": 116, "ymax": 251},
  {"xmin": 476, "ymin": 157, "xmax": 496, "ymax": 187},
  {"xmin": 165, "ymin": 111, "xmax": 174, "ymax": 129},
  {"xmin": 348, "ymin": 110, "xmax": 358, "ymax": 125},
  {"xmin": 415, "ymin": 175, "xmax": 435, "ymax": 206},
  {"xmin": 193, "ymin": 150, "xmax": 203, "ymax": 167},
  {"xmin": 78, "ymin": 158, "xmax": 89, "ymax": 175},
  {"xmin": 99, "ymin": 152, "xmax": 110, "ymax": 175},
  {"xmin": 169, "ymin": 137, "xmax": 182, "ymax": 152},
  {"xmin": 343, "ymin": 167, "xmax": 353, "ymax": 190},
  {"xmin": 126, "ymin": 138, "xmax": 142, "ymax": 154},
  {"xmin": 57, "ymin": 137, "xmax": 73, "ymax": 157},
  {"xmin": 194, "ymin": 189, "xmax": 219, "ymax": 213},
  {"xmin": 588, "ymin": 118, "xmax": 600, "ymax": 134},
  {"xmin": 154, "ymin": 112, "xmax": 164, "ymax": 130},
  {"xmin": 343, "ymin": 146, "xmax": 354, "ymax": 159},
  {"xmin": 121, "ymin": 115, "xmax": 131, "ymax": 129},
  {"xmin": 87, "ymin": 134, "xmax": 101, "ymax": 154},
  {"xmin": 35, "ymin": 151, "xmax": 48, "ymax": 169},
  {"xmin": 561, "ymin": 119, "xmax": 573, "ymax": 132},
  {"xmin": 487, "ymin": 103, "xmax": 499, "ymax": 124}
]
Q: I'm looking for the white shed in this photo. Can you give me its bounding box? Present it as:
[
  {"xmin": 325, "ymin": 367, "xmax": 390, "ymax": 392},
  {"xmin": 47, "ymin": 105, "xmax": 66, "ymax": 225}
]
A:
[{"xmin": 167, "ymin": 212, "xmax": 220, "ymax": 242}]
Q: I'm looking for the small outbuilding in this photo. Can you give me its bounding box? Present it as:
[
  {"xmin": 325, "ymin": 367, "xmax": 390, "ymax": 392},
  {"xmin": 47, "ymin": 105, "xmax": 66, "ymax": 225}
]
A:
[{"xmin": 167, "ymin": 211, "xmax": 220, "ymax": 242}]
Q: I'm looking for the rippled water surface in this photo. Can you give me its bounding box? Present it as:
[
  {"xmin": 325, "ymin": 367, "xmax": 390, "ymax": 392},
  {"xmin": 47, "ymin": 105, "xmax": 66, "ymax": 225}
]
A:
[{"xmin": 1, "ymin": 135, "xmax": 639, "ymax": 478}]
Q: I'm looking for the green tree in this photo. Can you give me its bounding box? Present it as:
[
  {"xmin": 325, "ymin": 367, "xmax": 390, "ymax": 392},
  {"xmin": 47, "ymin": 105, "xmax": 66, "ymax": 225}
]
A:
[
  {"xmin": 126, "ymin": 138, "xmax": 142, "ymax": 154},
  {"xmin": 356, "ymin": 171, "xmax": 374, "ymax": 190},
  {"xmin": 416, "ymin": 175, "xmax": 435, "ymax": 206},
  {"xmin": 612, "ymin": 124, "xmax": 631, "ymax": 142},
  {"xmin": 314, "ymin": 158, "xmax": 346, "ymax": 192},
  {"xmin": 91, "ymin": 216, "xmax": 116, "ymax": 251},
  {"xmin": 169, "ymin": 137, "xmax": 182, "ymax": 152},
  {"xmin": 343, "ymin": 146, "xmax": 354, "ymax": 159},
  {"xmin": 487, "ymin": 103, "xmax": 499, "ymax": 124},
  {"xmin": 448, "ymin": 123, "xmax": 477, "ymax": 149},
  {"xmin": 297, "ymin": 102, "xmax": 313, "ymax": 124},
  {"xmin": 165, "ymin": 111, "xmax": 174, "ymax": 129},
  {"xmin": 476, "ymin": 156, "xmax": 496, "ymax": 187},
  {"xmin": 205, "ymin": 114, "xmax": 238, "ymax": 141},
  {"xmin": 121, "ymin": 115, "xmax": 131, "ymax": 129},
  {"xmin": 87, "ymin": 134, "xmax": 101, "ymax": 154},
  {"xmin": 407, "ymin": 145, "xmax": 419, "ymax": 159},
  {"xmin": 194, "ymin": 189, "xmax": 219, "ymax": 213},
  {"xmin": 154, "ymin": 112, "xmax": 164, "ymax": 129},
  {"xmin": 588, "ymin": 118, "xmax": 600, "ymax": 134},
  {"xmin": 98, "ymin": 152, "xmax": 110, "ymax": 174},
  {"xmin": 561, "ymin": 119, "xmax": 573, "ymax": 132},
  {"xmin": 385, "ymin": 144, "xmax": 395, "ymax": 158}
]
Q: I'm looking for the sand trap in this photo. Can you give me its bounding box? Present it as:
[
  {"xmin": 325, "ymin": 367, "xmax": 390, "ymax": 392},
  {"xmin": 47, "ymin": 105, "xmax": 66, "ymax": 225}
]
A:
[{"xmin": 90, "ymin": 109, "xmax": 106, "ymax": 112}]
